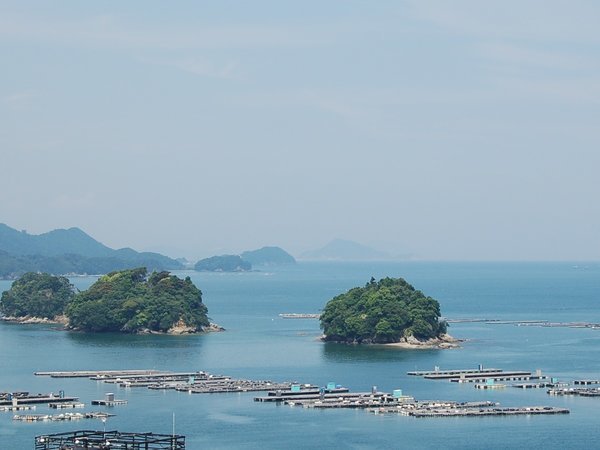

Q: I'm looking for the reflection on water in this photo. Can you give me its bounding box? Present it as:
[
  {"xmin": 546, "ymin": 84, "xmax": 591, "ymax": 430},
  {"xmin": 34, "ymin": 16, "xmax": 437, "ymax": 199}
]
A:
[
  {"xmin": 321, "ymin": 341, "xmax": 437, "ymax": 363},
  {"xmin": 66, "ymin": 330, "xmax": 206, "ymax": 350}
]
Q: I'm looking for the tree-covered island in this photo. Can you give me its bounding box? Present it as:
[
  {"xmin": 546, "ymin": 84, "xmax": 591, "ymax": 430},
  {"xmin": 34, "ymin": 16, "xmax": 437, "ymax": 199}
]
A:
[
  {"xmin": 320, "ymin": 277, "xmax": 454, "ymax": 347},
  {"xmin": 0, "ymin": 272, "xmax": 75, "ymax": 322},
  {"xmin": 1, "ymin": 268, "xmax": 219, "ymax": 334}
]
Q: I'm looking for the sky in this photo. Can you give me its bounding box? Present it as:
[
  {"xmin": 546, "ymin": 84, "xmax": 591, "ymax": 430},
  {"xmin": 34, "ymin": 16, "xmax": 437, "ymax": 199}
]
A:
[{"xmin": 1, "ymin": 1, "xmax": 599, "ymax": 261}]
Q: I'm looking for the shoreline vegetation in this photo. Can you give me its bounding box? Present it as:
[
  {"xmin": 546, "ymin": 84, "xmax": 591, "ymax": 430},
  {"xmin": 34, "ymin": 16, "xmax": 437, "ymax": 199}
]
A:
[
  {"xmin": 0, "ymin": 314, "xmax": 225, "ymax": 335},
  {"xmin": 0, "ymin": 268, "xmax": 219, "ymax": 335},
  {"xmin": 320, "ymin": 277, "xmax": 449, "ymax": 346}
]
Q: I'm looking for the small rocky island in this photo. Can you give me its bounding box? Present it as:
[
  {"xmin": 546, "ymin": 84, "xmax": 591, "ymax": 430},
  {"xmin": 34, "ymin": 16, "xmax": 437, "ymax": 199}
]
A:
[
  {"xmin": 1, "ymin": 268, "xmax": 220, "ymax": 334},
  {"xmin": 320, "ymin": 277, "xmax": 457, "ymax": 348}
]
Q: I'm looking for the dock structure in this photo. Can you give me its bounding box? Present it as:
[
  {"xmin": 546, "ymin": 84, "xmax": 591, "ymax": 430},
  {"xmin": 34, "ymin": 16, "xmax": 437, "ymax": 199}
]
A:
[
  {"xmin": 405, "ymin": 406, "xmax": 569, "ymax": 417},
  {"xmin": 278, "ymin": 313, "xmax": 321, "ymax": 319},
  {"xmin": 407, "ymin": 367, "xmax": 500, "ymax": 377},
  {"xmin": 573, "ymin": 380, "xmax": 600, "ymax": 385},
  {"xmin": 548, "ymin": 387, "xmax": 600, "ymax": 397},
  {"xmin": 369, "ymin": 400, "xmax": 568, "ymax": 417},
  {"xmin": 181, "ymin": 380, "xmax": 305, "ymax": 394},
  {"xmin": 34, "ymin": 369, "xmax": 164, "ymax": 379},
  {"xmin": 91, "ymin": 393, "xmax": 127, "ymax": 406},
  {"xmin": 49, "ymin": 402, "xmax": 85, "ymax": 409},
  {"xmin": 35, "ymin": 430, "xmax": 185, "ymax": 449},
  {"xmin": 0, "ymin": 405, "xmax": 36, "ymax": 412},
  {"xmin": 409, "ymin": 366, "xmax": 551, "ymax": 384},
  {"xmin": 0, "ymin": 394, "xmax": 78, "ymax": 406},
  {"xmin": 14, "ymin": 412, "xmax": 113, "ymax": 422}
]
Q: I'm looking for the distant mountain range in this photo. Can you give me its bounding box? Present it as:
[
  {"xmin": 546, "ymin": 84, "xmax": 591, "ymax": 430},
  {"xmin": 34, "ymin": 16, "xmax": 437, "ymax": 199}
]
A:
[
  {"xmin": 300, "ymin": 239, "xmax": 392, "ymax": 261},
  {"xmin": 0, "ymin": 224, "xmax": 182, "ymax": 278}
]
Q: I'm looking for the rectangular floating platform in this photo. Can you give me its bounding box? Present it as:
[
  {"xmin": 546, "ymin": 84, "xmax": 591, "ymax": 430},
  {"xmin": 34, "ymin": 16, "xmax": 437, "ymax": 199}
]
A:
[
  {"xmin": 574, "ymin": 380, "xmax": 600, "ymax": 385},
  {"xmin": 408, "ymin": 368, "xmax": 500, "ymax": 377},
  {"xmin": 475, "ymin": 384, "xmax": 506, "ymax": 390},
  {"xmin": 426, "ymin": 370, "xmax": 532, "ymax": 380},
  {"xmin": 278, "ymin": 313, "xmax": 321, "ymax": 319},
  {"xmin": 34, "ymin": 370, "xmax": 164, "ymax": 379},
  {"xmin": 255, "ymin": 390, "xmax": 376, "ymax": 403},
  {"xmin": 0, "ymin": 405, "xmax": 36, "ymax": 412},
  {"xmin": 407, "ymin": 406, "xmax": 570, "ymax": 417},
  {"xmin": 49, "ymin": 402, "xmax": 85, "ymax": 409},
  {"xmin": 91, "ymin": 399, "xmax": 128, "ymax": 406},
  {"xmin": 0, "ymin": 396, "xmax": 78, "ymax": 406},
  {"xmin": 548, "ymin": 388, "xmax": 600, "ymax": 397},
  {"xmin": 14, "ymin": 412, "xmax": 113, "ymax": 422}
]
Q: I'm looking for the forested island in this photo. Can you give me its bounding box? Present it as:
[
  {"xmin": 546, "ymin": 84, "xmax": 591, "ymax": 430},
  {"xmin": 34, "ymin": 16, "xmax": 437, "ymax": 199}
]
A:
[
  {"xmin": 194, "ymin": 255, "xmax": 251, "ymax": 272},
  {"xmin": 0, "ymin": 268, "xmax": 218, "ymax": 334},
  {"xmin": 320, "ymin": 277, "xmax": 454, "ymax": 347},
  {"xmin": 194, "ymin": 247, "xmax": 295, "ymax": 272},
  {"xmin": 240, "ymin": 247, "xmax": 296, "ymax": 266},
  {"xmin": 0, "ymin": 272, "xmax": 75, "ymax": 322}
]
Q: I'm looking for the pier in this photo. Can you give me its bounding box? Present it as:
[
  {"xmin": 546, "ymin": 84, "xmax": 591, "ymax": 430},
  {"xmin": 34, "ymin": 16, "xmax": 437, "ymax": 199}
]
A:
[
  {"xmin": 407, "ymin": 367, "xmax": 500, "ymax": 377},
  {"xmin": 0, "ymin": 394, "xmax": 78, "ymax": 406},
  {"xmin": 14, "ymin": 412, "xmax": 113, "ymax": 422},
  {"xmin": 49, "ymin": 402, "xmax": 85, "ymax": 409},
  {"xmin": 573, "ymin": 380, "xmax": 600, "ymax": 385},
  {"xmin": 34, "ymin": 369, "xmax": 164, "ymax": 379},
  {"xmin": 91, "ymin": 393, "xmax": 127, "ymax": 406},
  {"xmin": 279, "ymin": 313, "xmax": 321, "ymax": 319},
  {"xmin": 548, "ymin": 387, "xmax": 600, "ymax": 397},
  {"xmin": 408, "ymin": 366, "xmax": 550, "ymax": 383}
]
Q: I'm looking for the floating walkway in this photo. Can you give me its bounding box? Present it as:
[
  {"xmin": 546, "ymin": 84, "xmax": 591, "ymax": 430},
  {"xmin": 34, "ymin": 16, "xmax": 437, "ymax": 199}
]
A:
[
  {"xmin": 548, "ymin": 388, "xmax": 600, "ymax": 397},
  {"xmin": 279, "ymin": 313, "xmax": 321, "ymax": 319},
  {"xmin": 34, "ymin": 369, "xmax": 163, "ymax": 379},
  {"xmin": 0, "ymin": 394, "xmax": 78, "ymax": 406},
  {"xmin": 14, "ymin": 412, "xmax": 113, "ymax": 422},
  {"xmin": 49, "ymin": 402, "xmax": 85, "ymax": 409},
  {"xmin": 0, "ymin": 405, "xmax": 36, "ymax": 412}
]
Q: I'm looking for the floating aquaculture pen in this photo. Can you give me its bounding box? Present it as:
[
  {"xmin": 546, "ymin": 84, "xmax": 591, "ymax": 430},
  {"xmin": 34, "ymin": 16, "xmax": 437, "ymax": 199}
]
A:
[{"xmin": 35, "ymin": 430, "xmax": 185, "ymax": 449}]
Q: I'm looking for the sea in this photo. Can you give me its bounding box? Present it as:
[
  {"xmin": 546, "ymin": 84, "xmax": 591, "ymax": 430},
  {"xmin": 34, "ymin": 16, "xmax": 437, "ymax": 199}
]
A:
[{"xmin": 1, "ymin": 261, "xmax": 599, "ymax": 449}]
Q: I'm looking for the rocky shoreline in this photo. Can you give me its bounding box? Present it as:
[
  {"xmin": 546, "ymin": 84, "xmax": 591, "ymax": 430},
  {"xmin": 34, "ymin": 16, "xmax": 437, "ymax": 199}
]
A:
[
  {"xmin": 1, "ymin": 315, "xmax": 225, "ymax": 335},
  {"xmin": 382, "ymin": 334, "xmax": 462, "ymax": 349},
  {"xmin": 320, "ymin": 333, "xmax": 462, "ymax": 349}
]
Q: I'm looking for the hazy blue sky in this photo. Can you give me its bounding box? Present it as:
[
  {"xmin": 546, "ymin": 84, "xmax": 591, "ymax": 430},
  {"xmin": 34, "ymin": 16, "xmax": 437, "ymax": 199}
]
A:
[{"xmin": 1, "ymin": 1, "xmax": 599, "ymax": 260}]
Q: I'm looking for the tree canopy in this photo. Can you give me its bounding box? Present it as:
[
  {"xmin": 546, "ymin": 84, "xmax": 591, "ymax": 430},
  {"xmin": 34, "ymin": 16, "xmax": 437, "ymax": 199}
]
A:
[
  {"xmin": 320, "ymin": 277, "xmax": 447, "ymax": 343},
  {"xmin": 0, "ymin": 272, "xmax": 75, "ymax": 319},
  {"xmin": 65, "ymin": 268, "xmax": 210, "ymax": 333},
  {"xmin": 194, "ymin": 255, "xmax": 251, "ymax": 272}
]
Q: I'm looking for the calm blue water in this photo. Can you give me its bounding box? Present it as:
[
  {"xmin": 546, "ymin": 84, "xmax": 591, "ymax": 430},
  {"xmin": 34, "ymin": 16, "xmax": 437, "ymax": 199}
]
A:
[{"xmin": 1, "ymin": 261, "xmax": 600, "ymax": 449}]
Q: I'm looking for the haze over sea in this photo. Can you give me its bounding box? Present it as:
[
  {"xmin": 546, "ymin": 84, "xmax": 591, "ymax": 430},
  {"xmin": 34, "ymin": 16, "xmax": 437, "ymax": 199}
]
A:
[{"xmin": 1, "ymin": 261, "xmax": 599, "ymax": 449}]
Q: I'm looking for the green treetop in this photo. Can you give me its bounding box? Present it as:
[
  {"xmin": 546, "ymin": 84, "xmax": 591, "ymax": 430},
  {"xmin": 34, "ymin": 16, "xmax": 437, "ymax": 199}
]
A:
[
  {"xmin": 320, "ymin": 277, "xmax": 447, "ymax": 343},
  {"xmin": 66, "ymin": 267, "xmax": 209, "ymax": 333},
  {"xmin": 0, "ymin": 272, "xmax": 75, "ymax": 319}
]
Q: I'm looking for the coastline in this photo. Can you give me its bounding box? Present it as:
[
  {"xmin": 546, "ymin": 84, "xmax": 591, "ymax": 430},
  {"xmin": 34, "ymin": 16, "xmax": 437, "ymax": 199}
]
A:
[
  {"xmin": 1, "ymin": 315, "xmax": 68, "ymax": 325},
  {"xmin": 382, "ymin": 334, "xmax": 462, "ymax": 349},
  {"xmin": 320, "ymin": 333, "xmax": 462, "ymax": 349},
  {"xmin": 1, "ymin": 316, "xmax": 225, "ymax": 335}
]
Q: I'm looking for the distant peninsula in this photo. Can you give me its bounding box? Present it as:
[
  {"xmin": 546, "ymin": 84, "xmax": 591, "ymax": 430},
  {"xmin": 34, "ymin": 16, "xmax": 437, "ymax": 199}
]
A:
[
  {"xmin": 194, "ymin": 246, "xmax": 295, "ymax": 272},
  {"xmin": 0, "ymin": 223, "xmax": 182, "ymax": 279},
  {"xmin": 241, "ymin": 246, "xmax": 296, "ymax": 266},
  {"xmin": 1, "ymin": 268, "xmax": 220, "ymax": 334},
  {"xmin": 320, "ymin": 277, "xmax": 456, "ymax": 348},
  {"xmin": 195, "ymin": 255, "xmax": 252, "ymax": 272}
]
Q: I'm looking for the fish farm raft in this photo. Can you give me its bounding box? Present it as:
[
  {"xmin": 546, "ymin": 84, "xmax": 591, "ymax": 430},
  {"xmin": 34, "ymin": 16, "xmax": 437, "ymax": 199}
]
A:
[{"xmin": 35, "ymin": 430, "xmax": 185, "ymax": 449}]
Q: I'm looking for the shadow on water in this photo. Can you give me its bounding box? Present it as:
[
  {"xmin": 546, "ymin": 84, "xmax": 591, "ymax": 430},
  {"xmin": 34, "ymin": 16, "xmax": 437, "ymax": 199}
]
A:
[
  {"xmin": 66, "ymin": 330, "xmax": 207, "ymax": 350},
  {"xmin": 321, "ymin": 341, "xmax": 438, "ymax": 364}
]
